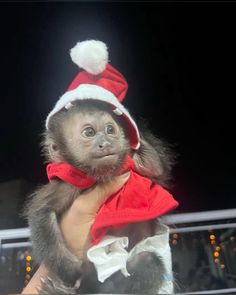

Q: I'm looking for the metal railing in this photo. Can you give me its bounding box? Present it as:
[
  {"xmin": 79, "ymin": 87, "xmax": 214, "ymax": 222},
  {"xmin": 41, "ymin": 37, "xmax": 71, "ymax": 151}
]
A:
[
  {"xmin": 1, "ymin": 208, "xmax": 236, "ymax": 244},
  {"xmin": 1, "ymin": 208, "xmax": 236, "ymax": 294}
]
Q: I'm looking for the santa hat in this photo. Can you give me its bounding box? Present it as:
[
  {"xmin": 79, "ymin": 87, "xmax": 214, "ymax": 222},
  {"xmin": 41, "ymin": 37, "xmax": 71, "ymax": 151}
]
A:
[{"xmin": 46, "ymin": 40, "xmax": 140, "ymax": 150}]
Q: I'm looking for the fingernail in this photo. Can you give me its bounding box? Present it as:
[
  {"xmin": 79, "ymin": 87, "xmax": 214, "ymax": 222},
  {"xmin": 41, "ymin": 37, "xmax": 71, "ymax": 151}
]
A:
[
  {"xmin": 36, "ymin": 286, "xmax": 42, "ymax": 292},
  {"xmin": 74, "ymin": 278, "xmax": 81, "ymax": 288},
  {"xmin": 40, "ymin": 277, "xmax": 45, "ymax": 283},
  {"xmin": 47, "ymin": 275, "xmax": 52, "ymax": 281}
]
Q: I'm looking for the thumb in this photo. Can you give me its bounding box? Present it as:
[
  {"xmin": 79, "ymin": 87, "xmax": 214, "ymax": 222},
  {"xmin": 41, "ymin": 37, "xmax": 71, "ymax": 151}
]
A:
[
  {"xmin": 99, "ymin": 171, "xmax": 130, "ymax": 197},
  {"xmin": 78, "ymin": 172, "xmax": 130, "ymax": 213}
]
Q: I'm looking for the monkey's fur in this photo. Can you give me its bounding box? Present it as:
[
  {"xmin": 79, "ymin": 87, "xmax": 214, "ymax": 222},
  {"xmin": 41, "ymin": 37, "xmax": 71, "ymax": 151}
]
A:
[{"xmin": 24, "ymin": 99, "xmax": 176, "ymax": 294}]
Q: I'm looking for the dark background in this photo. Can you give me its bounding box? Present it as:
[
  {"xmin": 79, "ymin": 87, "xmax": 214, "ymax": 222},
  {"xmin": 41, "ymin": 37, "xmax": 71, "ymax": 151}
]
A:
[{"xmin": 0, "ymin": 2, "xmax": 235, "ymax": 214}]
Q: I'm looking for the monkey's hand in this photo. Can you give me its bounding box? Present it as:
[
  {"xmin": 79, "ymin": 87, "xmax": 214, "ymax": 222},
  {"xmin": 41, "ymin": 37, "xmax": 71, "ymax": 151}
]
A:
[{"xmin": 60, "ymin": 172, "xmax": 130, "ymax": 261}]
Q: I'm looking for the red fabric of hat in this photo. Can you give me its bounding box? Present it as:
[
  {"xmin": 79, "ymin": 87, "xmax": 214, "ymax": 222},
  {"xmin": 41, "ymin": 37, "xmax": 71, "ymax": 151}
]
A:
[{"xmin": 68, "ymin": 64, "xmax": 128, "ymax": 103}]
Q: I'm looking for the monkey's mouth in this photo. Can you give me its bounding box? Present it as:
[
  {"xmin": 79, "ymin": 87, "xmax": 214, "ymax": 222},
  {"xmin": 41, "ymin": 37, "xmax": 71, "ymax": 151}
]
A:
[{"xmin": 93, "ymin": 153, "xmax": 116, "ymax": 159}]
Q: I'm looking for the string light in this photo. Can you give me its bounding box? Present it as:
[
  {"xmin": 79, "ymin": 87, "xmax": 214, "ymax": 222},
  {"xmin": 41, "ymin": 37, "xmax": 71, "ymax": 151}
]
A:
[
  {"xmin": 173, "ymin": 233, "xmax": 178, "ymax": 239},
  {"xmin": 170, "ymin": 233, "xmax": 178, "ymax": 246},
  {"xmin": 208, "ymin": 231, "xmax": 226, "ymax": 271},
  {"xmin": 24, "ymin": 250, "xmax": 33, "ymax": 286},
  {"xmin": 26, "ymin": 255, "xmax": 32, "ymax": 261},
  {"xmin": 220, "ymin": 264, "xmax": 225, "ymax": 269},
  {"xmin": 172, "ymin": 239, "xmax": 177, "ymax": 245},
  {"xmin": 213, "ymin": 251, "xmax": 219, "ymax": 257}
]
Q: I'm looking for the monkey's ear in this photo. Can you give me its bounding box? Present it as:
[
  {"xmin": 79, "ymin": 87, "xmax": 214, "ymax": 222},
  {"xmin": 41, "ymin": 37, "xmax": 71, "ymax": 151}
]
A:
[
  {"xmin": 43, "ymin": 136, "xmax": 62, "ymax": 163},
  {"xmin": 133, "ymin": 137, "xmax": 163, "ymax": 180},
  {"xmin": 132, "ymin": 131, "xmax": 175, "ymax": 187},
  {"xmin": 48, "ymin": 142, "xmax": 62, "ymax": 162}
]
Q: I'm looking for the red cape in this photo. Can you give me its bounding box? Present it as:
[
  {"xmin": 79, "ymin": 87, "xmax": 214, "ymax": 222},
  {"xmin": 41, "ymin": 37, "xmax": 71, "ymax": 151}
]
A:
[
  {"xmin": 47, "ymin": 160, "xmax": 179, "ymax": 245},
  {"xmin": 90, "ymin": 170, "xmax": 178, "ymax": 245}
]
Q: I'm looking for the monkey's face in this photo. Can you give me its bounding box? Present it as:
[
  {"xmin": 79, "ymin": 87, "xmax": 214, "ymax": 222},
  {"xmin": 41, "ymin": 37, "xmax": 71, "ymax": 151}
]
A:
[{"xmin": 60, "ymin": 110, "xmax": 130, "ymax": 177}]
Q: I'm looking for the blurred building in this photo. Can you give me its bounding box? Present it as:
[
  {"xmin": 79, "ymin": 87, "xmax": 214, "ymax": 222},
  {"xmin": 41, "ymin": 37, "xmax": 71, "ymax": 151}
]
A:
[{"xmin": 0, "ymin": 179, "xmax": 34, "ymax": 229}]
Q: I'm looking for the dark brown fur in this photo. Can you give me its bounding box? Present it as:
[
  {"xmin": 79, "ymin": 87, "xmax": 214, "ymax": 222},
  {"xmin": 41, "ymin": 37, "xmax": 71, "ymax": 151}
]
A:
[{"xmin": 23, "ymin": 99, "xmax": 175, "ymax": 294}]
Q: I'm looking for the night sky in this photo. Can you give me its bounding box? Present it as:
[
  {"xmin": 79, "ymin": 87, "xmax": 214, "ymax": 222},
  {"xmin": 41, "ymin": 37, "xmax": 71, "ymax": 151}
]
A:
[{"xmin": 0, "ymin": 3, "xmax": 235, "ymax": 213}]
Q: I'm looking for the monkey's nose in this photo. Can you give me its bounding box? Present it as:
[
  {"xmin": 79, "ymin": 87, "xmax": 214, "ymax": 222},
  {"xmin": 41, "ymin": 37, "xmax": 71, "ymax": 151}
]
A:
[{"xmin": 98, "ymin": 140, "xmax": 111, "ymax": 149}]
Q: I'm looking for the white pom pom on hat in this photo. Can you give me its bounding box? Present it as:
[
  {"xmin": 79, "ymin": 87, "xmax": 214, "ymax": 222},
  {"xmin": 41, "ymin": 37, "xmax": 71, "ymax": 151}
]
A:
[
  {"xmin": 70, "ymin": 40, "xmax": 109, "ymax": 75},
  {"xmin": 46, "ymin": 39, "xmax": 140, "ymax": 150}
]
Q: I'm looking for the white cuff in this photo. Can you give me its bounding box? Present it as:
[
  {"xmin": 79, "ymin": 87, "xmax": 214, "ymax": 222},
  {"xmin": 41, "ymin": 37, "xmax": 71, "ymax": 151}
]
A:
[{"xmin": 87, "ymin": 235, "xmax": 130, "ymax": 283}]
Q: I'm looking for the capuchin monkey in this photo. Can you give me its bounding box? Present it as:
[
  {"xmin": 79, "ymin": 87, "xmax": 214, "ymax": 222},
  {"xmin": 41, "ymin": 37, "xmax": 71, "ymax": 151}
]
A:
[{"xmin": 23, "ymin": 99, "xmax": 176, "ymax": 294}]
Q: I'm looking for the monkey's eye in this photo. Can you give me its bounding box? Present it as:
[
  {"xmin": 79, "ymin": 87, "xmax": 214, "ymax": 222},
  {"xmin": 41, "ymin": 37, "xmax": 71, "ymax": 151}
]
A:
[
  {"xmin": 82, "ymin": 127, "xmax": 96, "ymax": 137},
  {"xmin": 105, "ymin": 124, "xmax": 116, "ymax": 135}
]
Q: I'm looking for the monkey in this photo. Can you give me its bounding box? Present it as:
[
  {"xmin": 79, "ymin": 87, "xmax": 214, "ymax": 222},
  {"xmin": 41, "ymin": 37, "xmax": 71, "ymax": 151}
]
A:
[{"xmin": 23, "ymin": 98, "xmax": 178, "ymax": 294}]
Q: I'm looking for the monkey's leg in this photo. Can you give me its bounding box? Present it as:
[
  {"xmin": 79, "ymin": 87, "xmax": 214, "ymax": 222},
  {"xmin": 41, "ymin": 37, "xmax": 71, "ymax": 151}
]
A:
[
  {"xmin": 125, "ymin": 251, "xmax": 166, "ymax": 293},
  {"xmin": 97, "ymin": 251, "xmax": 166, "ymax": 294}
]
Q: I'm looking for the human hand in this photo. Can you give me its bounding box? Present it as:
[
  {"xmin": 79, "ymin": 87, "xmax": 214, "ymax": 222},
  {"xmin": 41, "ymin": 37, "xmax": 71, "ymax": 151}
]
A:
[{"xmin": 60, "ymin": 172, "xmax": 130, "ymax": 259}]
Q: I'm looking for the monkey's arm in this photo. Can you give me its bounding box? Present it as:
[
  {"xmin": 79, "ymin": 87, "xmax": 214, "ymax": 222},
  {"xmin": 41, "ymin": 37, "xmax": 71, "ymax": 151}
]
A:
[{"xmin": 25, "ymin": 181, "xmax": 83, "ymax": 285}]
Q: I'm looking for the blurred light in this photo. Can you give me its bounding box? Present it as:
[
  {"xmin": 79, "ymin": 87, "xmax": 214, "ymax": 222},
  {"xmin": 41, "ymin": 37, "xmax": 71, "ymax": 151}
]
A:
[
  {"xmin": 210, "ymin": 234, "xmax": 216, "ymax": 240},
  {"xmin": 173, "ymin": 234, "xmax": 178, "ymax": 239},
  {"xmin": 220, "ymin": 264, "xmax": 225, "ymax": 269},
  {"xmin": 26, "ymin": 255, "xmax": 32, "ymax": 261},
  {"xmin": 215, "ymin": 246, "xmax": 221, "ymax": 251},
  {"xmin": 25, "ymin": 274, "xmax": 31, "ymax": 280},
  {"xmin": 230, "ymin": 236, "xmax": 235, "ymax": 241},
  {"xmin": 26, "ymin": 266, "xmax": 32, "ymax": 272},
  {"xmin": 214, "ymin": 258, "xmax": 219, "ymax": 263},
  {"xmin": 213, "ymin": 251, "xmax": 219, "ymax": 257},
  {"xmin": 172, "ymin": 239, "xmax": 177, "ymax": 245},
  {"xmin": 211, "ymin": 240, "xmax": 216, "ymax": 244}
]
